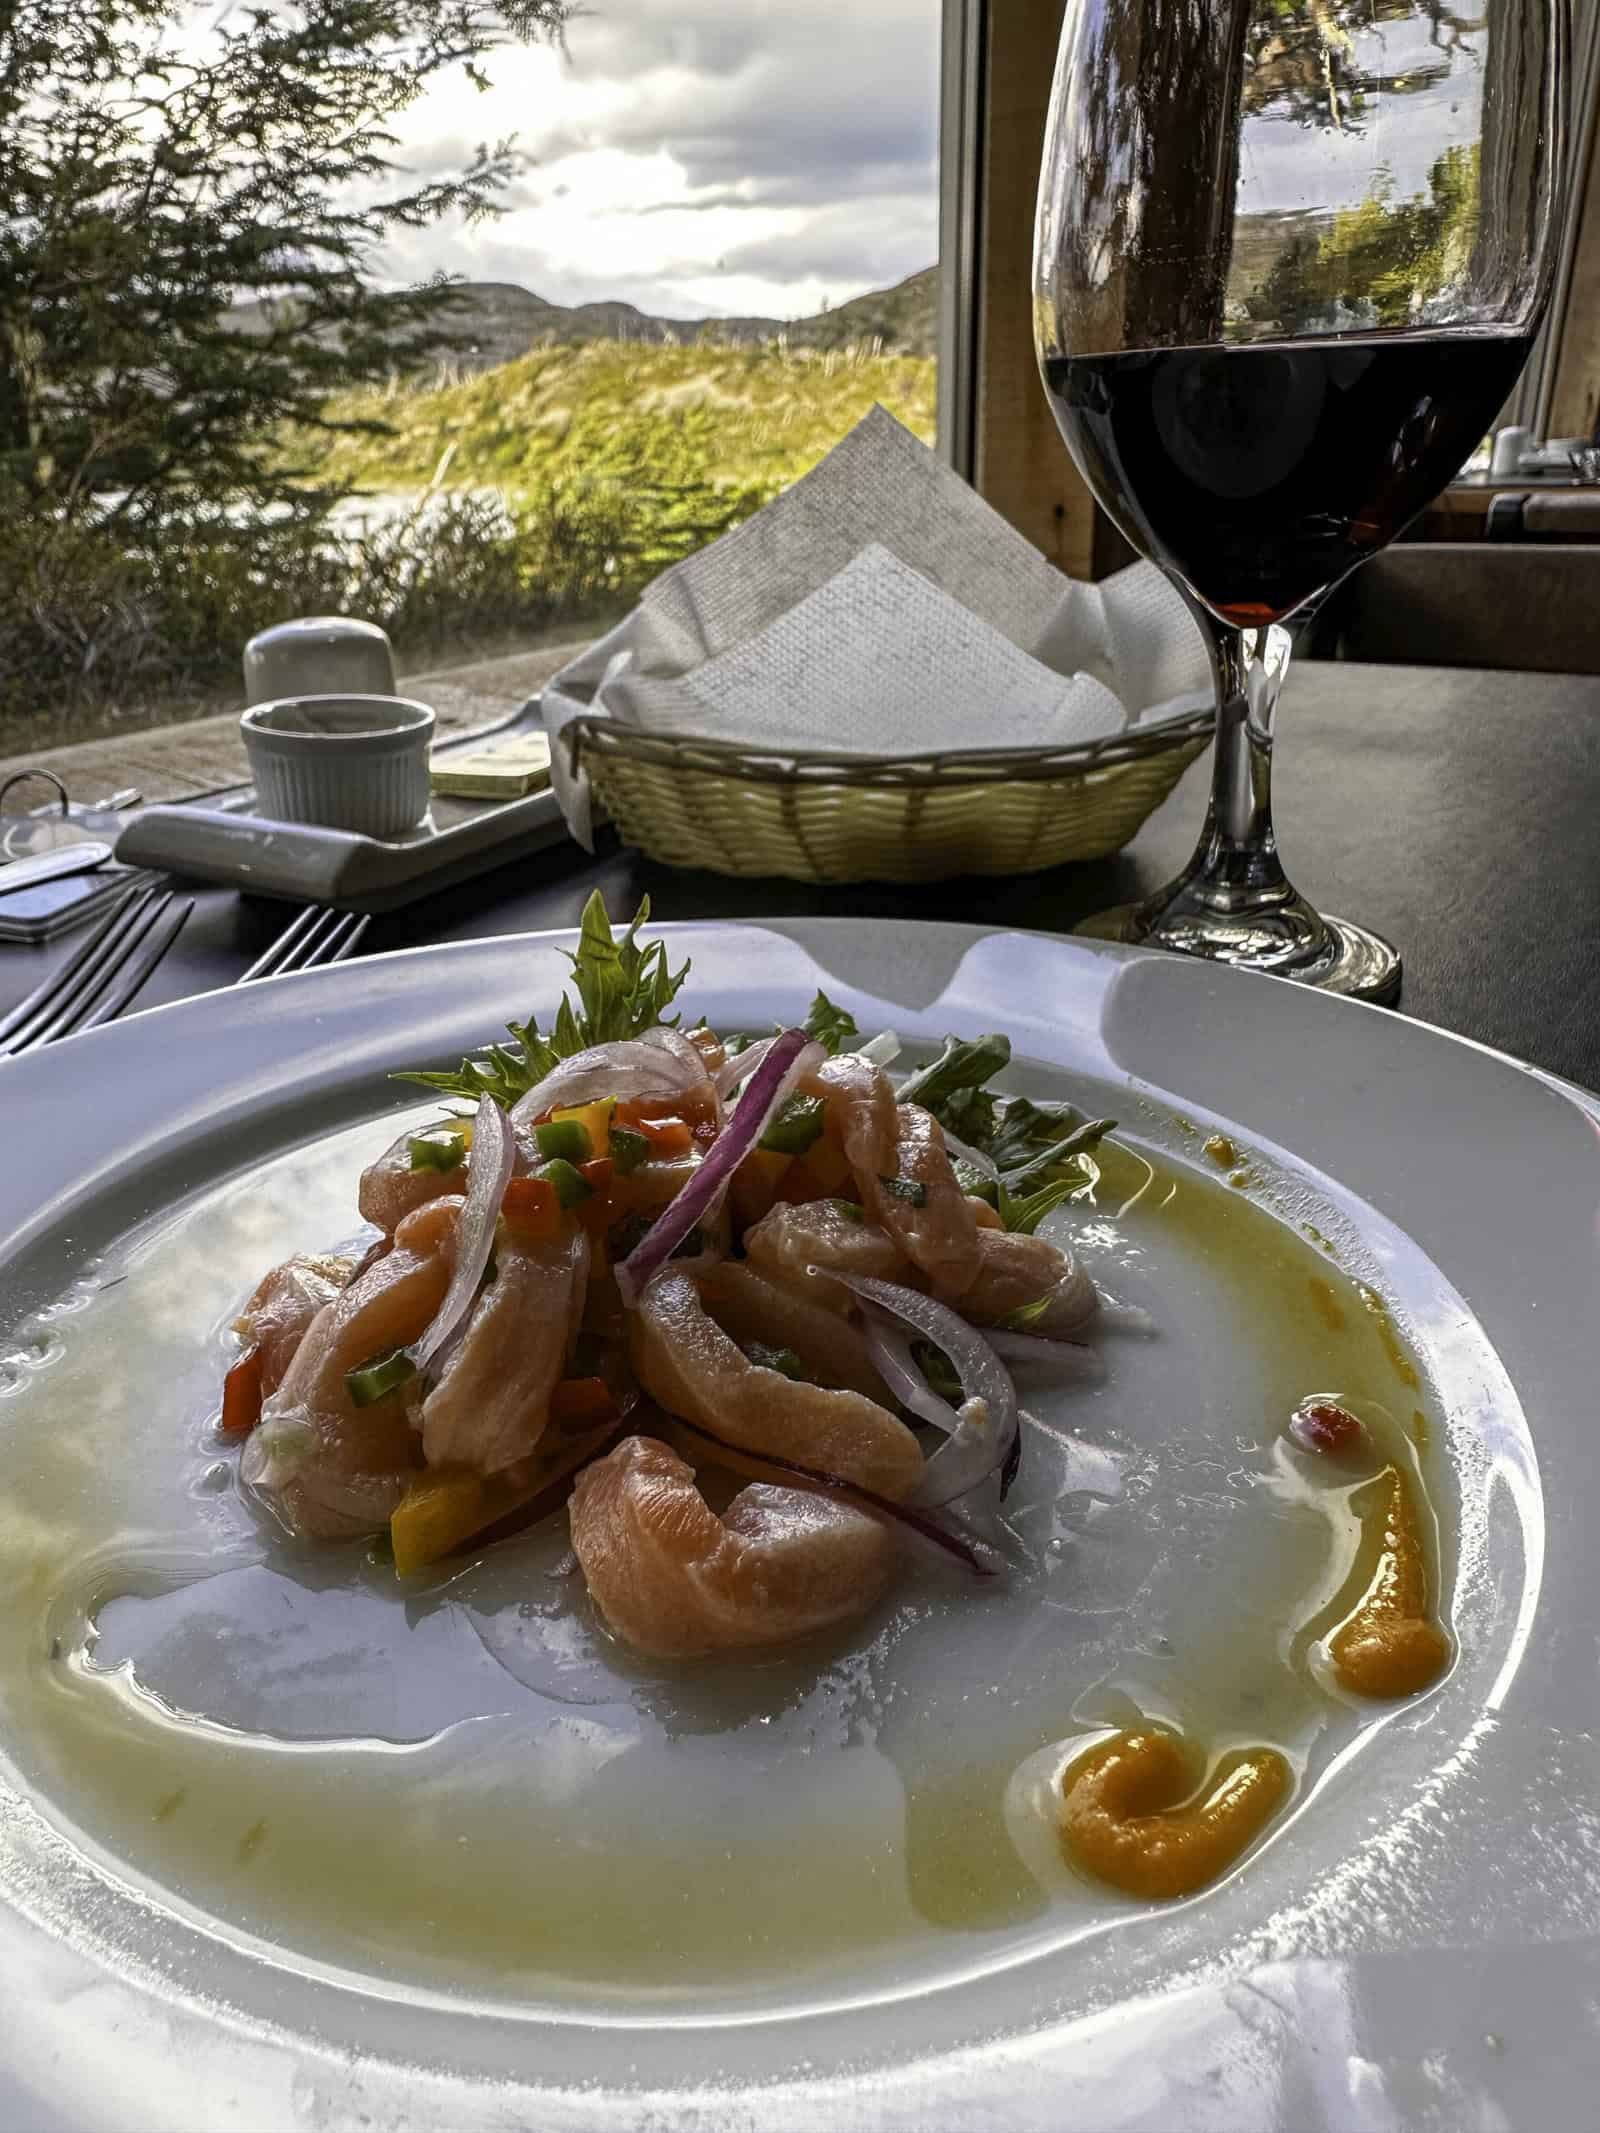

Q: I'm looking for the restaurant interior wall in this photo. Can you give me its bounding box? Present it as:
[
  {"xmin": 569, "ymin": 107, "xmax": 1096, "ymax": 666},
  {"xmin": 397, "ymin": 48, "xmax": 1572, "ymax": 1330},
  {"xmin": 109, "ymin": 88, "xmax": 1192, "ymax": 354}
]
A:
[{"xmin": 942, "ymin": 0, "xmax": 1600, "ymax": 576}]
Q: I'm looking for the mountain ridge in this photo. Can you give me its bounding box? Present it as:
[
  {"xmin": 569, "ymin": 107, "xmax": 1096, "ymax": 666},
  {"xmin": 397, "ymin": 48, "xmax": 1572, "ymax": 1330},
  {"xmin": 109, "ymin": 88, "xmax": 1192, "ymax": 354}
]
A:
[{"xmin": 228, "ymin": 267, "xmax": 938, "ymax": 373}]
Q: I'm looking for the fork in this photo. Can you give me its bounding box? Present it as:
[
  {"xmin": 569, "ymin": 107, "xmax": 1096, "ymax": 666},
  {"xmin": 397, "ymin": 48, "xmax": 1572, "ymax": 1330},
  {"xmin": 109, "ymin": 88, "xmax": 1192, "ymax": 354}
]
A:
[
  {"xmin": 0, "ymin": 884, "xmax": 194, "ymax": 1057},
  {"xmin": 237, "ymin": 904, "xmax": 371, "ymax": 984}
]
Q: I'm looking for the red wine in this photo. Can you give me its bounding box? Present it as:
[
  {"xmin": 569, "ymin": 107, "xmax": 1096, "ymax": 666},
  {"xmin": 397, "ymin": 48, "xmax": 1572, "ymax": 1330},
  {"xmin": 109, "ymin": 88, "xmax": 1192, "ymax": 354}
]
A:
[{"xmin": 1042, "ymin": 334, "xmax": 1533, "ymax": 626}]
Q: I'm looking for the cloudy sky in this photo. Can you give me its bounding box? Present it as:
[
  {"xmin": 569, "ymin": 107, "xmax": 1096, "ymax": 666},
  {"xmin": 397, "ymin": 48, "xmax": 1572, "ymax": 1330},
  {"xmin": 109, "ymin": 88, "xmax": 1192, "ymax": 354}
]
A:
[
  {"xmin": 184, "ymin": 2, "xmax": 1490, "ymax": 327},
  {"xmin": 373, "ymin": 1, "xmax": 942, "ymax": 323}
]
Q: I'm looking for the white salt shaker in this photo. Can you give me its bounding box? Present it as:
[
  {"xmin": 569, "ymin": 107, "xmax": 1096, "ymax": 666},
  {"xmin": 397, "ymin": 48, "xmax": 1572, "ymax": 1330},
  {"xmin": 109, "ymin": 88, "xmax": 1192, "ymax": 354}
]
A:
[
  {"xmin": 1489, "ymin": 426, "xmax": 1532, "ymax": 477},
  {"xmin": 243, "ymin": 616, "xmax": 396, "ymax": 706}
]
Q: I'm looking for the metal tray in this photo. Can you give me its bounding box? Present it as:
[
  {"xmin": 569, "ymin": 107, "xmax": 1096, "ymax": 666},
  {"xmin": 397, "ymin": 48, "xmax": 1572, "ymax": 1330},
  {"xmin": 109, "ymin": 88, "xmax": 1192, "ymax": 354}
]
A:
[{"xmin": 114, "ymin": 704, "xmax": 569, "ymax": 912}]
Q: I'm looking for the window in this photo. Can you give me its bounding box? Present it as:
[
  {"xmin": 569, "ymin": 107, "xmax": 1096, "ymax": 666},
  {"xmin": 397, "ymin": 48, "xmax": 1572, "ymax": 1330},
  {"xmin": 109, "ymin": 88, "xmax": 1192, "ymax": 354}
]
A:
[
  {"xmin": 1, "ymin": 1, "xmax": 941, "ymax": 754},
  {"xmin": 10, "ymin": 0, "xmax": 1599, "ymax": 764}
]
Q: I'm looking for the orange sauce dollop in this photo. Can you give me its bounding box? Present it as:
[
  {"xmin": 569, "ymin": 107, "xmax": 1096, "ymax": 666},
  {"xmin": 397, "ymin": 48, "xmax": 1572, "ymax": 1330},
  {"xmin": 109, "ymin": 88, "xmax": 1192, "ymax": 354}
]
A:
[
  {"xmin": 1060, "ymin": 1727, "xmax": 1291, "ymax": 1900},
  {"xmin": 1328, "ymin": 1464, "xmax": 1451, "ymax": 1699}
]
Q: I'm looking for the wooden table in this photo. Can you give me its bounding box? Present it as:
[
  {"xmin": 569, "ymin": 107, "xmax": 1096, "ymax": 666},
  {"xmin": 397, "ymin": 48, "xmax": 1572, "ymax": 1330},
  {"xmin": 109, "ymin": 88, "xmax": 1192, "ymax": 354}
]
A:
[
  {"xmin": 6, "ymin": 660, "xmax": 1600, "ymax": 1090},
  {"xmin": 0, "ymin": 642, "xmax": 587, "ymax": 808}
]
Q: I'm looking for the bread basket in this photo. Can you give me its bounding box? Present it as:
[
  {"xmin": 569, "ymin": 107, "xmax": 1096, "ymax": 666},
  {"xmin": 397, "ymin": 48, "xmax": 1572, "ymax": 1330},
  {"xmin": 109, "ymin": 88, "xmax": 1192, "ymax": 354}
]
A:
[{"xmin": 565, "ymin": 709, "xmax": 1213, "ymax": 885}]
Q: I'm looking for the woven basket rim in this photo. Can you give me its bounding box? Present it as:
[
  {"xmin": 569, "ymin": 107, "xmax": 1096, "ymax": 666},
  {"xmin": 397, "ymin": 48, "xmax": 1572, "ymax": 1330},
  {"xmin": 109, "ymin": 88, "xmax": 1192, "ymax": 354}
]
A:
[{"xmin": 566, "ymin": 704, "xmax": 1215, "ymax": 789}]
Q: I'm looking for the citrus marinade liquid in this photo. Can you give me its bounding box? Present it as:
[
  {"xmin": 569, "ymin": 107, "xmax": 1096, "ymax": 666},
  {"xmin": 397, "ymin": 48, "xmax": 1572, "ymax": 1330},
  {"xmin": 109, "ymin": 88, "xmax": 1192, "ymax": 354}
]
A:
[{"xmin": 0, "ymin": 1114, "xmax": 1449, "ymax": 2004}]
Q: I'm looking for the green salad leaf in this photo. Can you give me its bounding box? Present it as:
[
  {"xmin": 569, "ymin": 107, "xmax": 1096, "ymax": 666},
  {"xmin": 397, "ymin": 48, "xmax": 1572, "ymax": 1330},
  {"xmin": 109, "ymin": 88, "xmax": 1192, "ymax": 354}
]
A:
[
  {"xmin": 564, "ymin": 891, "xmax": 690, "ymax": 1047},
  {"xmin": 722, "ymin": 988, "xmax": 857, "ymax": 1063},
  {"xmin": 997, "ymin": 1294, "xmax": 1057, "ymax": 1334},
  {"xmin": 998, "ymin": 1176, "xmax": 1085, "ymax": 1237},
  {"xmin": 895, "ymin": 1033, "xmax": 1011, "ymax": 1114},
  {"xmin": 893, "ymin": 1031, "xmax": 1117, "ymax": 1233},
  {"xmin": 742, "ymin": 1341, "xmax": 808, "ymax": 1381},
  {"xmin": 395, "ymin": 897, "xmax": 1114, "ymax": 1242},
  {"xmin": 935, "ymin": 1081, "xmax": 1000, "ymax": 1149},
  {"xmin": 395, "ymin": 891, "xmax": 689, "ymax": 1107},
  {"xmin": 1001, "ymin": 1115, "xmax": 1117, "ymax": 1190},
  {"xmin": 802, "ymin": 989, "xmax": 861, "ymax": 1055},
  {"xmin": 912, "ymin": 1339, "xmax": 963, "ymax": 1406},
  {"xmin": 987, "ymin": 1096, "xmax": 1113, "ymax": 1175}
]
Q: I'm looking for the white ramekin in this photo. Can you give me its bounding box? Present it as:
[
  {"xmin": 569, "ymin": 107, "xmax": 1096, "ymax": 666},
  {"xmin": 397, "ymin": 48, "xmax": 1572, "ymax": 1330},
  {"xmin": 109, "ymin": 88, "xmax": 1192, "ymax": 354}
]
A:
[{"xmin": 240, "ymin": 695, "xmax": 435, "ymax": 838}]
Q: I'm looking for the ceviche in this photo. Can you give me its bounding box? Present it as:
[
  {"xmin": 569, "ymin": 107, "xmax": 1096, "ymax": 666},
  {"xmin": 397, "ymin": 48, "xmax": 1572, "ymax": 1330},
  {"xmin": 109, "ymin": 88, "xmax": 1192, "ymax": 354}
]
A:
[
  {"xmin": 207, "ymin": 898, "xmax": 1454, "ymax": 1906},
  {"xmin": 222, "ymin": 896, "xmax": 1117, "ymax": 1654}
]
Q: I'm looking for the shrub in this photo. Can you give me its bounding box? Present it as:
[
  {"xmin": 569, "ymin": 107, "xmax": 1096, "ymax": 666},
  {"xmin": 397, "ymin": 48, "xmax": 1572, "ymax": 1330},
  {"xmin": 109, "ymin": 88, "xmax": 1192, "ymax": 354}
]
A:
[{"xmin": 0, "ymin": 471, "xmax": 764, "ymax": 750}]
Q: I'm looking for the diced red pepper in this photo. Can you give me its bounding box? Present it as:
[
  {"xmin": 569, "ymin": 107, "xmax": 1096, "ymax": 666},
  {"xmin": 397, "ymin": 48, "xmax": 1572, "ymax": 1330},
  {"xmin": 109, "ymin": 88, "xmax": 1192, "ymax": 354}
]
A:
[
  {"xmin": 220, "ymin": 1344, "xmax": 266, "ymax": 1437},
  {"xmin": 777, "ymin": 1157, "xmax": 832, "ymax": 1205},
  {"xmin": 730, "ymin": 1145, "xmax": 791, "ymax": 1228},
  {"xmin": 798, "ymin": 1132, "xmax": 851, "ymax": 1193},
  {"xmin": 1289, "ymin": 1399, "xmax": 1367, "ymax": 1457},
  {"xmin": 575, "ymin": 1155, "xmax": 617, "ymax": 1233},
  {"xmin": 501, "ymin": 1175, "xmax": 562, "ymax": 1240},
  {"xmin": 550, "ymin": 1376, "xmax": 619, "ymax": 1430},
  {"xmin": 628, "ymin": 1113, "xmax": 694, "ymax": 1157},
  {"xmin": 503, "ymin": 1175, "xmax": 558, "ymax": 1217}
]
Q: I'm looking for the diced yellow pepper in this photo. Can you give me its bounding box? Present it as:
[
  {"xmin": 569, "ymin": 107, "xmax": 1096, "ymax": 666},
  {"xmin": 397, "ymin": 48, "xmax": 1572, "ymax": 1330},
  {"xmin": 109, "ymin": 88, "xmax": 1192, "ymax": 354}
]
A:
[
  {"xmin": 389, "ymin": 1416, "xmax": 622, "ymax": 1575},
  {"xmin": 552, "ymin": 1097, "xmax": 615, "ymax": 1158},
  {"xmin": 391, "ymin": 1469, "xmax": 490, "ymax": 1576},
  {"xmin": 800, "ymin": 1135, "xmax": 851, "ymax": 1193}
]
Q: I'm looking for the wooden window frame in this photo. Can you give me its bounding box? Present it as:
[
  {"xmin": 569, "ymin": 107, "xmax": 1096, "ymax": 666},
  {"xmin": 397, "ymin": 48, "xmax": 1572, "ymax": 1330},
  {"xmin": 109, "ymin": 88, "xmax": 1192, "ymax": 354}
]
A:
[
  {"xmin": 942, "ymin": 0, "xmax": 1600, "ymax": 565},
  {"xmin": 937, "ymin": 0, "xmax": 1109, "ymax": 579},
  {"xmin": 1529, "ymin": 1, "xmax": 1600, "ymax": 439}
]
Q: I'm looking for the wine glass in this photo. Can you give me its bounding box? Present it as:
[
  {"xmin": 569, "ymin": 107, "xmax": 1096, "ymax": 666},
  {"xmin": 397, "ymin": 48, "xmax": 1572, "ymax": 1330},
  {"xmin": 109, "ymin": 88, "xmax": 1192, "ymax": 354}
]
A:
[{"xmin": 1034, "ymin": 0, "xmax": 1568, "ymax": 1001}]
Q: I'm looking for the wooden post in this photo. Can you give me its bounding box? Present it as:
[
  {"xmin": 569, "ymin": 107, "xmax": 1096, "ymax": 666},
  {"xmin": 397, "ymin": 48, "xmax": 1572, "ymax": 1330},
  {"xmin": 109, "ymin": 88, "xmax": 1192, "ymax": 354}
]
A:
[
  {"xmin": 972, "ymin": 0, "xmax": 1101, "ymax": 578},
  {"xmin": 1547, "ymin": 89, "xmax": 1600, "ymax": 442}
]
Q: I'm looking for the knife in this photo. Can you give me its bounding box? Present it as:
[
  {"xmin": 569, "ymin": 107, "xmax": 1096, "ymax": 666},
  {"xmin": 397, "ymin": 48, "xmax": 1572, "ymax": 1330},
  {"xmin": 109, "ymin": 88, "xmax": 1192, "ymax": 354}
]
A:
[{"xmin": 0, "ymin": 841, "xmax": 114, "ymax": 894}]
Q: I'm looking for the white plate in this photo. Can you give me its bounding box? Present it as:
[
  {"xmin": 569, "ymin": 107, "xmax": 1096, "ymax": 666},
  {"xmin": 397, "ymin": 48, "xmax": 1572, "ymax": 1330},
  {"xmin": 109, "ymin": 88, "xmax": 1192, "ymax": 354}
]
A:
[{"xmin": 1, "ymin": 921, "xmax": 1597, "ymax": 2132}]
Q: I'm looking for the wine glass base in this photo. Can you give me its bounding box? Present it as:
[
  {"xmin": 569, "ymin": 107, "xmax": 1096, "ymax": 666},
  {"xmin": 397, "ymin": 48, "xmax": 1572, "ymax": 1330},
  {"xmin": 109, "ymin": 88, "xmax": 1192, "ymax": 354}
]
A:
[{"xmin": 1076, "ymin": 903, "xmax": 1402, "ymax": 1005}]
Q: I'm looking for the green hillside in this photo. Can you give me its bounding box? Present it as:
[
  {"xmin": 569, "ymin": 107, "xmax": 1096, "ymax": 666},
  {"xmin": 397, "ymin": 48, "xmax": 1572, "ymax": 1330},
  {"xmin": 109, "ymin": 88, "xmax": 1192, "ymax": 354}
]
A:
[
  {"xmin": 16, "ymin": 337, "xmax": 936, "ymax": 750},
  {"xmin": 301, "ymin": 338, "xmax": 937, "ymax": 499}
]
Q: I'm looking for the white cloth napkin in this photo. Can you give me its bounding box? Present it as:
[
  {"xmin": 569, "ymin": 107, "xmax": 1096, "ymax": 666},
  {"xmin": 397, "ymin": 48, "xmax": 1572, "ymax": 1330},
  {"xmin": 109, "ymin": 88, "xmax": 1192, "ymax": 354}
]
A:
[{"xmin": 543, "ymin": 405, "xmax": 1212, "ymax": 845}]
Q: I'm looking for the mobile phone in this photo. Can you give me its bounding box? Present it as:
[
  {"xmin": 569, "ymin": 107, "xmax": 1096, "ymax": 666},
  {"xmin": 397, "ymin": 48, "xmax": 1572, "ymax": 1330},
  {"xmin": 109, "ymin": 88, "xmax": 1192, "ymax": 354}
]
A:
[{"xmin": 0, "ymin": 868, "xmax": 137, "ymax": 943}]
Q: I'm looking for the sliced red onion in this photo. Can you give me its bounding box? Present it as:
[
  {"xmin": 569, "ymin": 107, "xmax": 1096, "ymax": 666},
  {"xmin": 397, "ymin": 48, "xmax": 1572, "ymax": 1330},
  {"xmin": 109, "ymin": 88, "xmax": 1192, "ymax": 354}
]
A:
[
  {"xmin": 858, "ymin": 1031, "xmax": 902, "ymax": 1067},
  {"xmin": 668, "ymin": 1414, "xmax": 995, "ymax": 1578},
  {"xmin": 999, "ymin": 1417, "xmax": 1023, "ymax": 1497},
  {"xmin": 911, "ymin": 1397, "xmax": 1012, "ymax": 1508},
  {"xmin": 615, "ymin": 1030, "xmax": 825, "ymax": 1306},
  {"xmin": 408, "ymin": 1094, "xmax": 514, "ymax": 1377},
  {"xmin": 834, "ymin": 1272, "xmax": 1020, "ymax": 1504},
  {"xmin": 654, "ymin": 1204, "xmax": 732, "ymax": 1280},
  {"xmin": 638, "ymin": 1025, "xmax": 714, "ymax": 1081},
  {"xmin": 939, "ymin": 1124, "xmax": 999, "ymax": 1178},
  {"xmin": 714, "ymin": 1034, "xmax": 778, "ymax": 1099},
  {"xmin": 508, "ymin": 1041, "xmax": 700, "ymax": 1124},
  {"xmin": 639, "ymin": 1024, "xmax": 723, "ymax": 1123},
  {"xmin": 984, "ymin": 1330, "xmax": 1100, "ymax": 1369},
  {"xmin": 860, "ymin": 1312, "xmax": 963, "ymax": 1430},
  {"xmin": 1094, "ymin": 1291, "xmax": 1156, "ymax": 1334}
]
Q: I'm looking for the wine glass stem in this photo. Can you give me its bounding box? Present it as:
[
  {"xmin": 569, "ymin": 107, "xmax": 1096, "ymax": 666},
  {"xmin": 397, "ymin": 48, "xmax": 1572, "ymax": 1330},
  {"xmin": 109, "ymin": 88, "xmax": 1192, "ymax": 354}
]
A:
[
  {"xmin": 1084, "ymin": 594, "xmax": 1398, "ymax": 998},
  {"xmin": 1189, "ymin": 620, "xmax": 1293, "ymax": 899}
]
